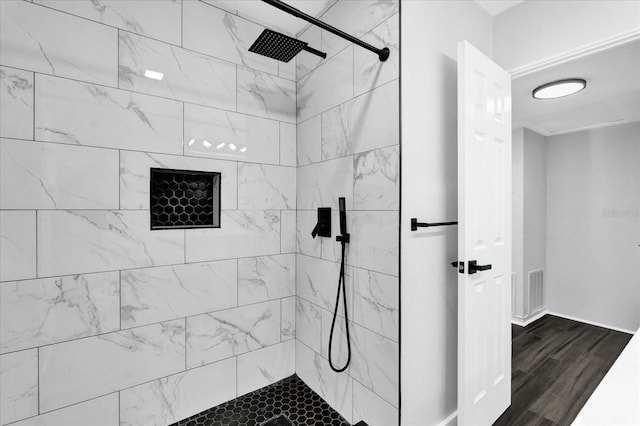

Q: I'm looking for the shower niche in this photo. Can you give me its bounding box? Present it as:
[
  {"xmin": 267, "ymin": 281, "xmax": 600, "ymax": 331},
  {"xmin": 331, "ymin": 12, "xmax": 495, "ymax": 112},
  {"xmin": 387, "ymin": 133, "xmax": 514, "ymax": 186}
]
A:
[{"xmin": 150, "ymin": 168, "xmax": 221, "ymax": 230}]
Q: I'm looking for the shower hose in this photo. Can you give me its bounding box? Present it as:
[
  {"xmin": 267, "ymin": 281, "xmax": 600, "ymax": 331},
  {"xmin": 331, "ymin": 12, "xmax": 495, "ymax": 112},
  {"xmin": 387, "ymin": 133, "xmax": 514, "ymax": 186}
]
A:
[{"xmin": 328, "ymin": 239, "xmax": 351, "ymax": 372}]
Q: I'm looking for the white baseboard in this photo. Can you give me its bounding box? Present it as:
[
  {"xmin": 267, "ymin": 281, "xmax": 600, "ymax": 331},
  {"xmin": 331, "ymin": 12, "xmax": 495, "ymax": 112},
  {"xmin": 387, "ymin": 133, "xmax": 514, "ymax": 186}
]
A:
[
  {"xmin": 546, "ymin": 311, "xmax": 636, "ymax": 335},
  {"xmin": 511, "ymin": 309, "xmax": 547, "ymax": 327}
]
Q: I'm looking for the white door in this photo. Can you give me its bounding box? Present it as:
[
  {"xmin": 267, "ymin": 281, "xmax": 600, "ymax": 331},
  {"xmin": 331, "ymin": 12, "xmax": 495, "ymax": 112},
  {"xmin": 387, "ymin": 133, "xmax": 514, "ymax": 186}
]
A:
[{"xmin": 457, "ymin": 40, "xmax": 512, "ymax": 426}]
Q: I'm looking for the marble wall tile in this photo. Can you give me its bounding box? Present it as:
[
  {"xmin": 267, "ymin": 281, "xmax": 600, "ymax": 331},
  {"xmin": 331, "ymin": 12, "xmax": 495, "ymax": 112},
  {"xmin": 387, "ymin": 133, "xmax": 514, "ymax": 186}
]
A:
[
  {"xmin": 184, "ymin": 103, "xmax": 279, "ymax": 164},
  {"xmin": 278, "ymin": 58, "xmax": 296, "ymax": 81},
  {"xmin": 296, "ymin": 26, "xmax": 323, "ymax": 80},
  {"xmin": 280, "ymin": 122, "xmax": 296, "ymax": 167},
  {"xmin": 8, "ymin": 394, "xmax": 119, "ymax": 426},
  {"xmin": 0, "ymin": 211, "xmax": 36, "ymax": 282},
  {"xmin": 350, "ymin": 323, "xmax": 398, "ymax": 407},
  {"xmin": 0, "ymin": 349, "xmax": 38, "ymax": 425},
  {"xmin": 121, "ymin": 260, "xmax": 237, "ymax": 329},
  {"xmin": 119, "ymin": 150, "xmax": 237, "ymax": 211},
  {"xmin": 322, "ymin": 211, "xmax": 398, "ymax": 276},
  {"xmin": 0, "ymin": 1, "xmax": 117, "ymax": 86},
  {"xmin": 321, "ymin": 0, "xmax": 398, "ymax": 58},
  {"xmin": 353, "ymin": 145, "xmax": 399, "ymax": 211},
  {"xmin": 185, "ymin": 210, "xmax": 280, "ymax": 262},
  {"xmin": 186, "ymin": 300, "xmax": 280, "ymax": 368},
  {"xmin": 0, "ymin": 67, "xmax": 33, "ymax": 140},
  {"xmin": 0, "ymin": 139, "xmax": 119, "ymax": 210},
  {"xmin": 281, "ymin": 297, "xmax": 295, "ymax": 341},
  {"xmin": 295, "ymin": 297, "xmax": 322, "ymax": 353},
  {"xmin": 321, "ymin": 80, "xmax": 399, "ymax": 160},
  {"xmin": 297, "ymin": 47, "xmax": 353, "ymax": 123},
  {"xmin": 354, "ymin": 14, "xmax": 399, "ymax": 97},
  {"xmin": 120, "ymin": 358, "xmax": 236, "ymax": 426},
  {"xmin": 183, "ymin": 1, "xmax": 278, "ymax": 75},
  {"xmin": 237, "ymin": 340, "xmax": 295, "ymax": 396},
  {"xmin": 237, "ymin": 67, "xmax": 296, "ymax": 123},
  {"xmin": 297, "ymin": 156, "xmax": 354, "ymax": 210},
  {"xmin": 35, "ymin": 74, "xmax": 183, "ymax": 155},
  {"xmin": 37, "ymin": 210, "xmax": 185, "ymax": 277},
  {"xmin": 296, "ymin": 211, "xmax": 321, "ymax": 258},
  {"xmin": 119, "ymin": 32, "xmax": 236, "ymax": 110},
  {"xmin": 280, "ymin": 210, "xmax": 296, "ymax": 254},
  {"xmin": 353, "ymin": 268, "xmax": 399, "ymax": 342},
  {"xmin": 296, "ymin": 254, "xmax": 353, "ymax": 313},
  {"xmin": 352, "ymin": 380, "xmax": 399, "ymax": 426},
  {"xmin": 238, "ymin": 163, "xmax": 296, "ymax": 210},
  {"xmin": 295, "ymin": 340, "xmax": 352, "ymax": 423},
  {"xmin": 320, "ymin": 309, "xmax": 350, "ymax": 368},
  {"xmin": 35, "ymin": 0, "xmax": 181, "ymax": 45},
  {"xmin": 39, "ymin": 319, "xmax": 185, "ymax": 412},
  {"xmin": 1, "ymin": 272, "xmax": 120, "ymax": 354},
  {"xmin": 238, "ymin": 254, "xmax": 295, "ymax": 305},
  {"xmin": 296, "ymin": 116, "xmax": 321, "ymax": 167}
]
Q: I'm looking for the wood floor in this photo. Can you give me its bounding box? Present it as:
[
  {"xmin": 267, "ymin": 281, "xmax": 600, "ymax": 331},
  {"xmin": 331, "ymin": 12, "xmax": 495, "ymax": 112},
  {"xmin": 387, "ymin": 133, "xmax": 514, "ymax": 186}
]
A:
[{"xmin": 494, "ymin": 314, "xmax": 632, "ymax": 426}]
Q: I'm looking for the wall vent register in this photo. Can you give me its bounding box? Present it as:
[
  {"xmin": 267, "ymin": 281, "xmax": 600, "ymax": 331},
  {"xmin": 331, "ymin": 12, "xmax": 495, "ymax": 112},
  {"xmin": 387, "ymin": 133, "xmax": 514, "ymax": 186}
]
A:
[{"xmin": 150, "ymin": 168, "xmax": 220, "ymax": 230}]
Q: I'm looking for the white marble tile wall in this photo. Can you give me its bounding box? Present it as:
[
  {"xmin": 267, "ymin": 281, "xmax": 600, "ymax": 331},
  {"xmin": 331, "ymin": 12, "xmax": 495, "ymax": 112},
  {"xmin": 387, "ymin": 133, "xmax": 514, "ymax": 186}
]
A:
[
  {"xmin": 293, "ymin": 1, "xmax": 399, "ymax": 424},
  {"xmin": 0, "ymin": 1, "xmax": 299, "ymax": 424}
]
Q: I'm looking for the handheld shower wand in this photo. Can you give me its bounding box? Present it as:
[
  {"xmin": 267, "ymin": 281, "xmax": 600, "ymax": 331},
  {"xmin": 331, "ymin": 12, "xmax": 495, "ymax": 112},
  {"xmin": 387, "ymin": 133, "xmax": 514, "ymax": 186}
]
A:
[{"xmin": 328, "ymin": 197, "xmax": 351, "ymax": 372}]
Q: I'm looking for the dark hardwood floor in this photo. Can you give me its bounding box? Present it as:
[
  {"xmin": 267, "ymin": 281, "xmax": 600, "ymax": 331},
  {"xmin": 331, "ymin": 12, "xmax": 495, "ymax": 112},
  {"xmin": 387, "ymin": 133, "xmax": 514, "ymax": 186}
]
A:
[{"xmin": 494, "ymin": 314, "xmax": 632, "ymax": 426}]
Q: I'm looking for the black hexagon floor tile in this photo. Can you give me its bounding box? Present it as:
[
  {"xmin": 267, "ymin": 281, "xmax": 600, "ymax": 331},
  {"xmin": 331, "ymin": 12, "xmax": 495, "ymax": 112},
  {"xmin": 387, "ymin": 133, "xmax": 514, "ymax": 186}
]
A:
[{"xmin": 170, "ymin": 374, "xmax": 351, "ymax": 426}]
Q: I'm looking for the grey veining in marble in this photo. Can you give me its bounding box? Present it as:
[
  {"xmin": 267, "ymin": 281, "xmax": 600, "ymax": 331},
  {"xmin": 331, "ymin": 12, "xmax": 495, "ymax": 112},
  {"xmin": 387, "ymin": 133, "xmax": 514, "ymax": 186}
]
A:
[
  {"xmin": 186, "ymin": 300, "xmax": 281, "ymax": 368},
  {"xmin": 120, "ymin": 358, "xmax": 236, "ymax": 426},
  {"xmin": 296, "ymin": 115, "xmax": 321, "ymax": 167},
  {"xmin": 238, "ymin": 163, "xmax": 296, "ymax": 210},
  {"xmin": 0, "ymin": 67, "xmax": 33, "ymax": 140},
  {"xmin": 0, "ymin": 211, "xmax": 36, "ymax": 282},
  {"xmin": 37, "ymin": 210, "xmax": 185, "ymax": 277},
  {"xmin": 280, "ymin": 122, "xmax": 296, "ymax": 167},
  {"xmin": 321, "ymin": 80, "xmax": 399, "ymax": 160},
  {"xmin": 183, "ymin": 0, "xmax": 278, "ymax": 75},
  {"xmin": 185, "ymin": 210, "xmax": 281, "ymax": 262},
  {"xmin": 237, "ymin": 67, "xmax": 296, "ymax": 123},
  {"xmin": 297, "ymin": 156, "xmax": 354, "ymax": 210},
  {"xmin": 354, "ymin": 14, "xmax": 399, "ymax": 97},
  {"xmin": 1, "ymin": 272, "xmax": 120, "ymax": 354},
  {"xmin": 281, "ymin": 297, "xmax": 296, "ymax": 341},
  {"xmin": 238, "ymin": 254, "xmax": 295, "ymax": 305},
  {"xmin": 121, "ymin": 260, "xmax": 237, "ymax": 329},
  {"xmin": 35, "ymin": 0, "xmax": 182, "ymax": 45},
  {"xmin": 353, "ymin": 268, "xmax": 399, "ymax": 342},
  {"xmin": 296, "ymin": 254, "xmax": 353, "ymax": 313},
  {"xmin": 353, "ymin": 146, "xmax": 399, "ymax": 210},
  {"xmin": 0, "ymin": 1, "xmax": 118, "ymax": 86},
  {"xmin": 0, "ymin": 349, "xmax": 38, "ymax": 425},
  {"xmin": 296, "ymin": 211, "xmax": 322, "ymax": 258},
  {"xmin": 0, "ymin": 138, "xmax": 119, "ymax": 210},
  {"xmin": 119, "ymin": 31, "xmax": 236, "ymax": 110},
  {"xmin": 39, "ymin": 319, "xmax": 186, "ymax": 412},
  {"xmin": 35, "ymin": 74, "xmax": 183, "ymax": 154},
  {"xmin": 295, "ymin": 297, "xmax": 322, "ymax": 353},
  {"xmin": 280, "ymin": 210, "xmax": 297, "ymax": 254},
  {"xmin": 184, "ymin": 103, "xmax": 279, "ymax": 165}
]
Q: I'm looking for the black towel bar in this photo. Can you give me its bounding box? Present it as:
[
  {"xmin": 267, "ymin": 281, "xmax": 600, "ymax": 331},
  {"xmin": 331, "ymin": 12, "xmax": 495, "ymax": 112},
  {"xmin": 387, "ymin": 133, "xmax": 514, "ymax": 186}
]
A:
[{"xmin": 411, "ymin": 218, "xmax": 458, "ymax": 231}]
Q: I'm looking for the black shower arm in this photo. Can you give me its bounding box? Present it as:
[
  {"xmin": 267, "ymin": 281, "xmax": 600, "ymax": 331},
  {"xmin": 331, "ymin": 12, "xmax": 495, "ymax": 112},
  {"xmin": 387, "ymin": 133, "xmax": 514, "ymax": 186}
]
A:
[{"xmin": 261, "ymin": 0, "xmax": 390, "ymax": 62}]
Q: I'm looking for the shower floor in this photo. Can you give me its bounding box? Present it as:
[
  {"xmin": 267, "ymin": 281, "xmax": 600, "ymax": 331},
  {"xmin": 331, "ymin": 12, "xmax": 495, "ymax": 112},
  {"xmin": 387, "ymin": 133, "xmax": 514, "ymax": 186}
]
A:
[{"xmin": 170, "ymin": 374, "xmax": 351, "ymax": 426}]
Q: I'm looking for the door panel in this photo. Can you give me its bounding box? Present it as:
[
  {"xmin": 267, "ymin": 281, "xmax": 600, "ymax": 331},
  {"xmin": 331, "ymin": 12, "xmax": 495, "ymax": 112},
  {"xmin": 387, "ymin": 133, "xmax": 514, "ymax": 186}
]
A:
[{"xmin": 457, "ymin": 40, "xmax": 512, "ymax": 426}]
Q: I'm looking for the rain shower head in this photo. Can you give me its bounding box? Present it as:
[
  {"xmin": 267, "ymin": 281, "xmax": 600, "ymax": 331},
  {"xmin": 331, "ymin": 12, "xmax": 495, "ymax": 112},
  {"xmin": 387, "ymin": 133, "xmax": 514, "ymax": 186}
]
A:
[{"xmin": 248, "ymin": 28, "xmax": 326, "ymax": 63}]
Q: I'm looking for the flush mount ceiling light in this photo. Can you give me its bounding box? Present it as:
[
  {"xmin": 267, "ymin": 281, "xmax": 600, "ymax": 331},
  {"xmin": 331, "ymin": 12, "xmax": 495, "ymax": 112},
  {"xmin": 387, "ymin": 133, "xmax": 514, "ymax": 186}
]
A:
[
  {"xmin": 144, "ymin": 70, "xmax": 164, "ymax": 80},
  {"xmin": 532, "ymin": 78, "xmax": 586, "ymax": 99}
]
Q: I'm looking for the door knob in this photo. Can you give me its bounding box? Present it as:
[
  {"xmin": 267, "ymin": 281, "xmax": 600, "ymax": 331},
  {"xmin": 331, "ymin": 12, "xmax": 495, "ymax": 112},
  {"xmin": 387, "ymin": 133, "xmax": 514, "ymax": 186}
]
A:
[
  {"xmin": 468, "ymin": 260, "xmax": 492, "ymax": 274},
  {"xmin": 450, "ymin": 261, "xmax": 464, "ymax": 273}
]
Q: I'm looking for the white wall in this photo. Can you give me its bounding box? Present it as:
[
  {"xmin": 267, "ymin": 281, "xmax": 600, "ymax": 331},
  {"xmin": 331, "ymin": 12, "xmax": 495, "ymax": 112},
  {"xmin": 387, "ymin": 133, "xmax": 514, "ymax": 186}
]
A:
[
  {"xmin": 546, "ymin": 122, "xmax": 640, "ymax": 332},
  {"xmin": 523, "ymin": 129, "xmax": 547, "ymax": 283},
  {"xmin": 512, "ymin": 128, "xmax": 525, "ymax": 318},
  {"xmin": 400, "ymin": 2, "xmax": 492, "ymax": 424},
  {"xmin": 493, "ymin": 0, "xmax": 640, "ymax": 72}
]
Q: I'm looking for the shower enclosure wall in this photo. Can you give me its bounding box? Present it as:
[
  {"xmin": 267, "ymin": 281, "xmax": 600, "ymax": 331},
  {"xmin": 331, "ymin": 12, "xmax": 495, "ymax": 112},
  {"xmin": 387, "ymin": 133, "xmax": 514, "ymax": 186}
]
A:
[{"xmin": 0, "ymin": 1, "xmax": 399, "ymax": 425}]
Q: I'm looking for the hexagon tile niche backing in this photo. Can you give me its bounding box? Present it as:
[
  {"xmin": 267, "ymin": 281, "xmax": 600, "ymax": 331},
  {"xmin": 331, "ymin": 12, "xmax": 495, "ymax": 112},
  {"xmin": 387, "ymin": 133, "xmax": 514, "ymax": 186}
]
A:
[
  {"xmin": 150, "ymin": 168, "xmax": 221, "ymax": 230},
  {"xmin": 170, "ymin": 374, "xmax": 353, "ymax": 426}
]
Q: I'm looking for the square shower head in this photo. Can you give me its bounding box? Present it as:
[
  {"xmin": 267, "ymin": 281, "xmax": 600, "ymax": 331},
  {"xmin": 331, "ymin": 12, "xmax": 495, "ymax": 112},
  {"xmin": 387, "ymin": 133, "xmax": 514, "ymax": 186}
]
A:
[{"xmin": 248, "ymin": 28, "xmax": 308, "ymax": 63}]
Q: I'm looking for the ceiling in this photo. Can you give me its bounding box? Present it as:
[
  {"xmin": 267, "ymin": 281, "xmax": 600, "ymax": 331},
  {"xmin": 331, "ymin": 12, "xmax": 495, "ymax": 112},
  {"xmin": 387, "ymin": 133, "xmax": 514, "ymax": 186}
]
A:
[
  {"xmin": 512, "ymin": 40, "xmax": 640, "ymax": 136},
  {"xmin": 475, "ymin": 0, "xmax": 524, "ymax": 16},
  {"xmin": 206, "ymin": 0, "xmax": 336, "ymax": 35}
]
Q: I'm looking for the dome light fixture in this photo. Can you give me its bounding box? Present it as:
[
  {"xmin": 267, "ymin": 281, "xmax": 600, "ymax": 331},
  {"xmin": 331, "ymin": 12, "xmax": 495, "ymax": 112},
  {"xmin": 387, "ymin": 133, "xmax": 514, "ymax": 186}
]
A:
[{"xmin": 532, "ymin": 78, "xmax": 586, "ymax": 99}]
